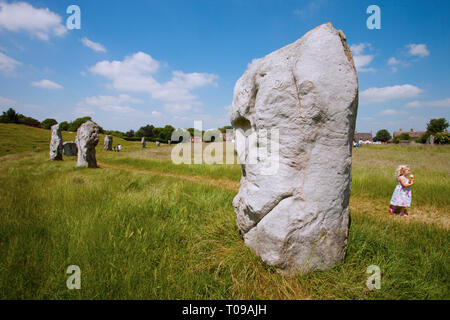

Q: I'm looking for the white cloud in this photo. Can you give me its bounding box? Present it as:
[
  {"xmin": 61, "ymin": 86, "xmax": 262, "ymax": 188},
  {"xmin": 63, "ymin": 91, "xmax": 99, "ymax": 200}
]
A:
[
  {"xmin": 387, "ymin": 57, "xmax": 400, "ymax": 65},
  {"xmin": 0, "ymin": 95, "xmax": 16, "ymax": 107},
  {"xmin": 387, "ymin": 57, "xmax": 402, "ymax": 72},
  {"xmin": 0, "ymin": 52, "xmax": 21, "ymax": 76},
  {"xmin": 407, "ymin": 44, "xmax": 429, "ymax": 57},
  {"xmin": 0, "ymin": 1, "xmax": 66, "ymax": 40},
  {"xmin": 350, "ymin": 43, "xmax": 366, "ymax": 55},
  {"xmin": 89, "ymin": 51, "xmax": 218, "ymax": 114},
  {"xmin": 380, "ymin": 109, "xmax": 409, "ymax": 116},
  {"xmin": 79, "ymin": 94, "xmax": 144, "ymax": 114},
  {"xmin": 72, "ymin": 106, "xmax": 95, "ymax": 117},
  {"xmin": 360, "ymin": 84, "xmax": 422, "ymax": 104},
  {"xmin": 31, "ymin": 79, "xmax": 63, "ymax": 90},
  {"xmin": 81, "ymin": 37, "xmax": 107, "ymax": 53},
  {"xmin": 350, "ymin": 43, "xmax": 375, "ymax": 72},
  {"xmin": 405, "ymin": 98, "xmax": 450, "ymax": 108}
]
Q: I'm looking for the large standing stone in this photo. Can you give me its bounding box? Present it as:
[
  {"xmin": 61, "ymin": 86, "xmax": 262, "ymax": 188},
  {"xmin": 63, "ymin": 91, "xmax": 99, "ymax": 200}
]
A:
[
  {"xmin": 75, "ymin": 120, "xmax": 100, "ymax": 168},
  {"xmin": 104, "ymin": 135, "xmax": 113, "ymax": 151},
  {"xmin": 63, "ymin": 141, "xmax": 77, "ymax": 156},
  {"xmin": 230, "ymin": 23, "xmax": 358, "ymax": 275},
  {"xmin": 49, "ymin": 124, "xmax": 63, "ymax": 160}
]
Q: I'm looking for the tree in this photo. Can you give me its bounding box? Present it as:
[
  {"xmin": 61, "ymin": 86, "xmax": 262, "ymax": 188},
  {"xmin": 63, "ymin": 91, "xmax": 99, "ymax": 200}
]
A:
[
  {"xmin": 1, "ymin": 108, "xmax": 19, "ymax": 123},
  {"xmin": 18, "ymin": 115, "xmax": 40, "ymax": 127},
  {"xmin": 160, "ymin": 125, "xmax": 175, "ymax": 141},
  {"xmin": 393, "ymin": 132, "xmax": 410, "ymax": 144},
  {"xmin": 187, "ymin": 128, "xmax": 204, "ymax": 137},
  {"xmin": 136, "ymin": 124, "xmax": 154, "ymax": 138},
  {"xmin": 374, "ymin": 129, "xmax": 392, "ymax": 142},
  {"xmin": 59, "ymin": 121, "xmax": 69, "ymax": 131},
  {"xmin": 68, "ymin": 116, "xmax": 92, "ymax": 131},
  {"xmin": 426, "ymin": 118, "xmax": 449, "ymax": 134},
  {"xmin": 125, "ymin": 129, "xmax": 135, "ymax": 137},
  {"xmin": 434, "ymin": 132, "xmax": 450, "ymax": 144},
  {"xmin": 219, "ymin": 125, "xmax": 233, "ymax": 133},
  {"xmin": 41, "ymin": 118, "xmax": 58, "ymax": 129}
]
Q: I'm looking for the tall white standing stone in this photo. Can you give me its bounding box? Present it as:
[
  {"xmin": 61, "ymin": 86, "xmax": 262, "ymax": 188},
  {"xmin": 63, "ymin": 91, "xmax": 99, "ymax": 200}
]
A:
[
  {"xmin": 49, "ymin": 123, "xmax": 63, "ymax": 160},
  {"xmin": 75, "ymin": 120, "xmax": 100, "ymax": 168},
  {"xmin": 231, "ymin": 23, "xmax": 358, "ymax": 275}
]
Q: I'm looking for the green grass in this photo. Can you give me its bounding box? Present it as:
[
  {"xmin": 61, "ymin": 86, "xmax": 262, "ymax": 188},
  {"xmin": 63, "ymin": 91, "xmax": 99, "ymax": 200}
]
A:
[
  {"xmin": 0, "ymin": 123, "xmax": 449, "ymax": 299},
  {"xmin": 0, "ymin": 123, "xmax": 141, "ymax": 157}
]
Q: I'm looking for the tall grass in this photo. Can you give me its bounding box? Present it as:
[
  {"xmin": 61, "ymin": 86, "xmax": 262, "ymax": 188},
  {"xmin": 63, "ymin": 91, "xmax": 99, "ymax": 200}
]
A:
[
  {"xmin": 0, "ymin": 125, "xmax": 449, "ymax": 299},
  {"xmin": 0, "ymin": 151, "xmax": 449, "ymax": 299}
]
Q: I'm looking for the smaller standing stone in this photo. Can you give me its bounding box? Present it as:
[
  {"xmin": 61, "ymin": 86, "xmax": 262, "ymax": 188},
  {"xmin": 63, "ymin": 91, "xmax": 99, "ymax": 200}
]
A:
[
  {"xmin": 168, "ymin": 140, "xmax": 171, "ymax": 145},
  {"xmin": 426, "ymin": 135, "xmax": 434, "ymax": 145},
  {"xmin": 104, "ymin": 135, "xmax": 113, "ymax": 151},
  {"xmin": 75, "ymin": 120, "xmax": 100, "ymax": 168},
  {"xmin": 141, "ymin": 137, "xmax": 146, "ymax": 148},
  {"xmin": 50, "ymin": 123, "xmax": 63, "ymax": 160},
  {"xmin": 156, "ymin": 141, "xmax": 160, "ymax": 146},
  {"xmin": 63, "ymin": 142, "xmax": 77, "ymax": 156}
]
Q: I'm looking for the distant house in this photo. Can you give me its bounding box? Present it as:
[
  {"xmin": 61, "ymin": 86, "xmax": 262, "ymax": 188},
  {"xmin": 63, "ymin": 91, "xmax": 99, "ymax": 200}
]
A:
[
  {"xmin": 393, "ymin": 128, "xmax": 426, "ymax": 138},
  {"xmin": 354, "ymin": 131, "xmax": 373, "ymax": 144}
]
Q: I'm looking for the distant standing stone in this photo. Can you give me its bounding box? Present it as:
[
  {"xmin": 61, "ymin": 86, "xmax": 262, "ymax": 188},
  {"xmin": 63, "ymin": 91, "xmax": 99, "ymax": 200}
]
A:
[
  {"xmin": 141, "ymin": 137, "xmax": 146, "ymax": 148},
  {"xmin": 49, "ymin": 123, "xmax": 63, "ymax": 160},
  {"xmin": 168, "ymin": 140, "xmax": 171, "ymax": 145},
  {"xmin": 156, "ymin": 141, "xmax": 160, "ymax": 146},
  {"xmin": 426, "ymin": 135, "xmax": 434, "ymax": 145},
  {"xmin": 63, "ymin": 141, "xmax": 77, "ymax": 156},
  {"xmin": 104, "ymin": 135, "xmax": 113, "ymax": 151},
  {"xmin": 75, "ymin": 120, "xmax": 100, "ymax": 168}
]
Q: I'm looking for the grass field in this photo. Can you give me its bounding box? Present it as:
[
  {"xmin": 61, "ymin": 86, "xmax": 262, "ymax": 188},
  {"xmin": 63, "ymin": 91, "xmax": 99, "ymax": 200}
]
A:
[{"xmin": 0, "ymin": 123, "xmax": 449, "ymax": 299}]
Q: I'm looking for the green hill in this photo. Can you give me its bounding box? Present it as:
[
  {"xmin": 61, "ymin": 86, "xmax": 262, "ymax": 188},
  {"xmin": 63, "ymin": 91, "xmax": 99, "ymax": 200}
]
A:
[{"xmin": 0, "ymin": 123, "xmax": 136, "ymax": 157}]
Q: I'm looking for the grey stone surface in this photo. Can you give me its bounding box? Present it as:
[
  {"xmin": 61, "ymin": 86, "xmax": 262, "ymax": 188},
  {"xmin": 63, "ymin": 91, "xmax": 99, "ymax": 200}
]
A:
[
  {"xmin": 49, "ymin": 124, "xmax": 63, "ymax": 160},
  {"xmin": 104, "ymin": 135, "xmax": 113, "ymax": 151},
  {"xmin": 75, "ymin": 120, "xmax": 100, "ymax": 168},
  {"xmin": 141, "ymin": 137, "xmax": 146, "ymax": 148},
  {"xmin": 63, "ymin": 141, "xmax": 77, "ymax": 156},
  {"xmin": 426, "ymin": 135, "xmax": 434, "ymax": 145},
  {"xmin": 230, "ymin": 23, "xmax": 358, "ymax": 275}
]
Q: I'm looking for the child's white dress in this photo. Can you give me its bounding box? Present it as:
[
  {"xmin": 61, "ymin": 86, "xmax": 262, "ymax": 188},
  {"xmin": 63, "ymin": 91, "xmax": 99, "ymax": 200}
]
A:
[{"xmin": 390, "ymin": 177, "xmax": 412, "ymax": 207}]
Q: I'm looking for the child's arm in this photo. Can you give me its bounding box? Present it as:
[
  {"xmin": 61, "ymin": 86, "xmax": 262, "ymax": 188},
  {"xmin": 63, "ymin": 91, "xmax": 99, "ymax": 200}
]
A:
[{"xmin": 399, "ymin": 176, "xmax": 414, "ymax": 187}]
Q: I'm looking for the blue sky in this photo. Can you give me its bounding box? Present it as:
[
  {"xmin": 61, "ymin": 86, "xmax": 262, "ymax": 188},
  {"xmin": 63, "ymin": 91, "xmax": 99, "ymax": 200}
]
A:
[{"xmin": 0, "ymin": 0, "xmax": 449, "ymax": 134}]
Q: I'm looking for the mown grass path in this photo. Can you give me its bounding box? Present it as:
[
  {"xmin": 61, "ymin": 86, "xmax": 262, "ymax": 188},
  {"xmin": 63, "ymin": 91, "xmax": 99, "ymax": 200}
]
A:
[{"xmin": 98, "ymin": 162, "xmax": 240, "ymax": 193}]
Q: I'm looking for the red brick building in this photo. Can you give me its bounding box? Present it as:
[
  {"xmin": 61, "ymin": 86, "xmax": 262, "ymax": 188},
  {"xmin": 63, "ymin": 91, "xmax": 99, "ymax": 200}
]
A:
[{"xmin": 393, "ymin": 128, "xmax": 426, "ymax": 138}]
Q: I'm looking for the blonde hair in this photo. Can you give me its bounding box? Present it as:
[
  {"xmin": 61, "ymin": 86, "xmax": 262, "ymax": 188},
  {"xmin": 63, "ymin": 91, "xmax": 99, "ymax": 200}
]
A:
[{"xmin": 395, "ymin": 164, "xmax": 410, "ymax": 180}]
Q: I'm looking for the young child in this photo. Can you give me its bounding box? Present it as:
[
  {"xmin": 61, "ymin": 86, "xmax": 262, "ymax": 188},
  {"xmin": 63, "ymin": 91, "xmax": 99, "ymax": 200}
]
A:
[{"xmin": 389, "ymin": 165, "xmax": 414, "ymax": 218}]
